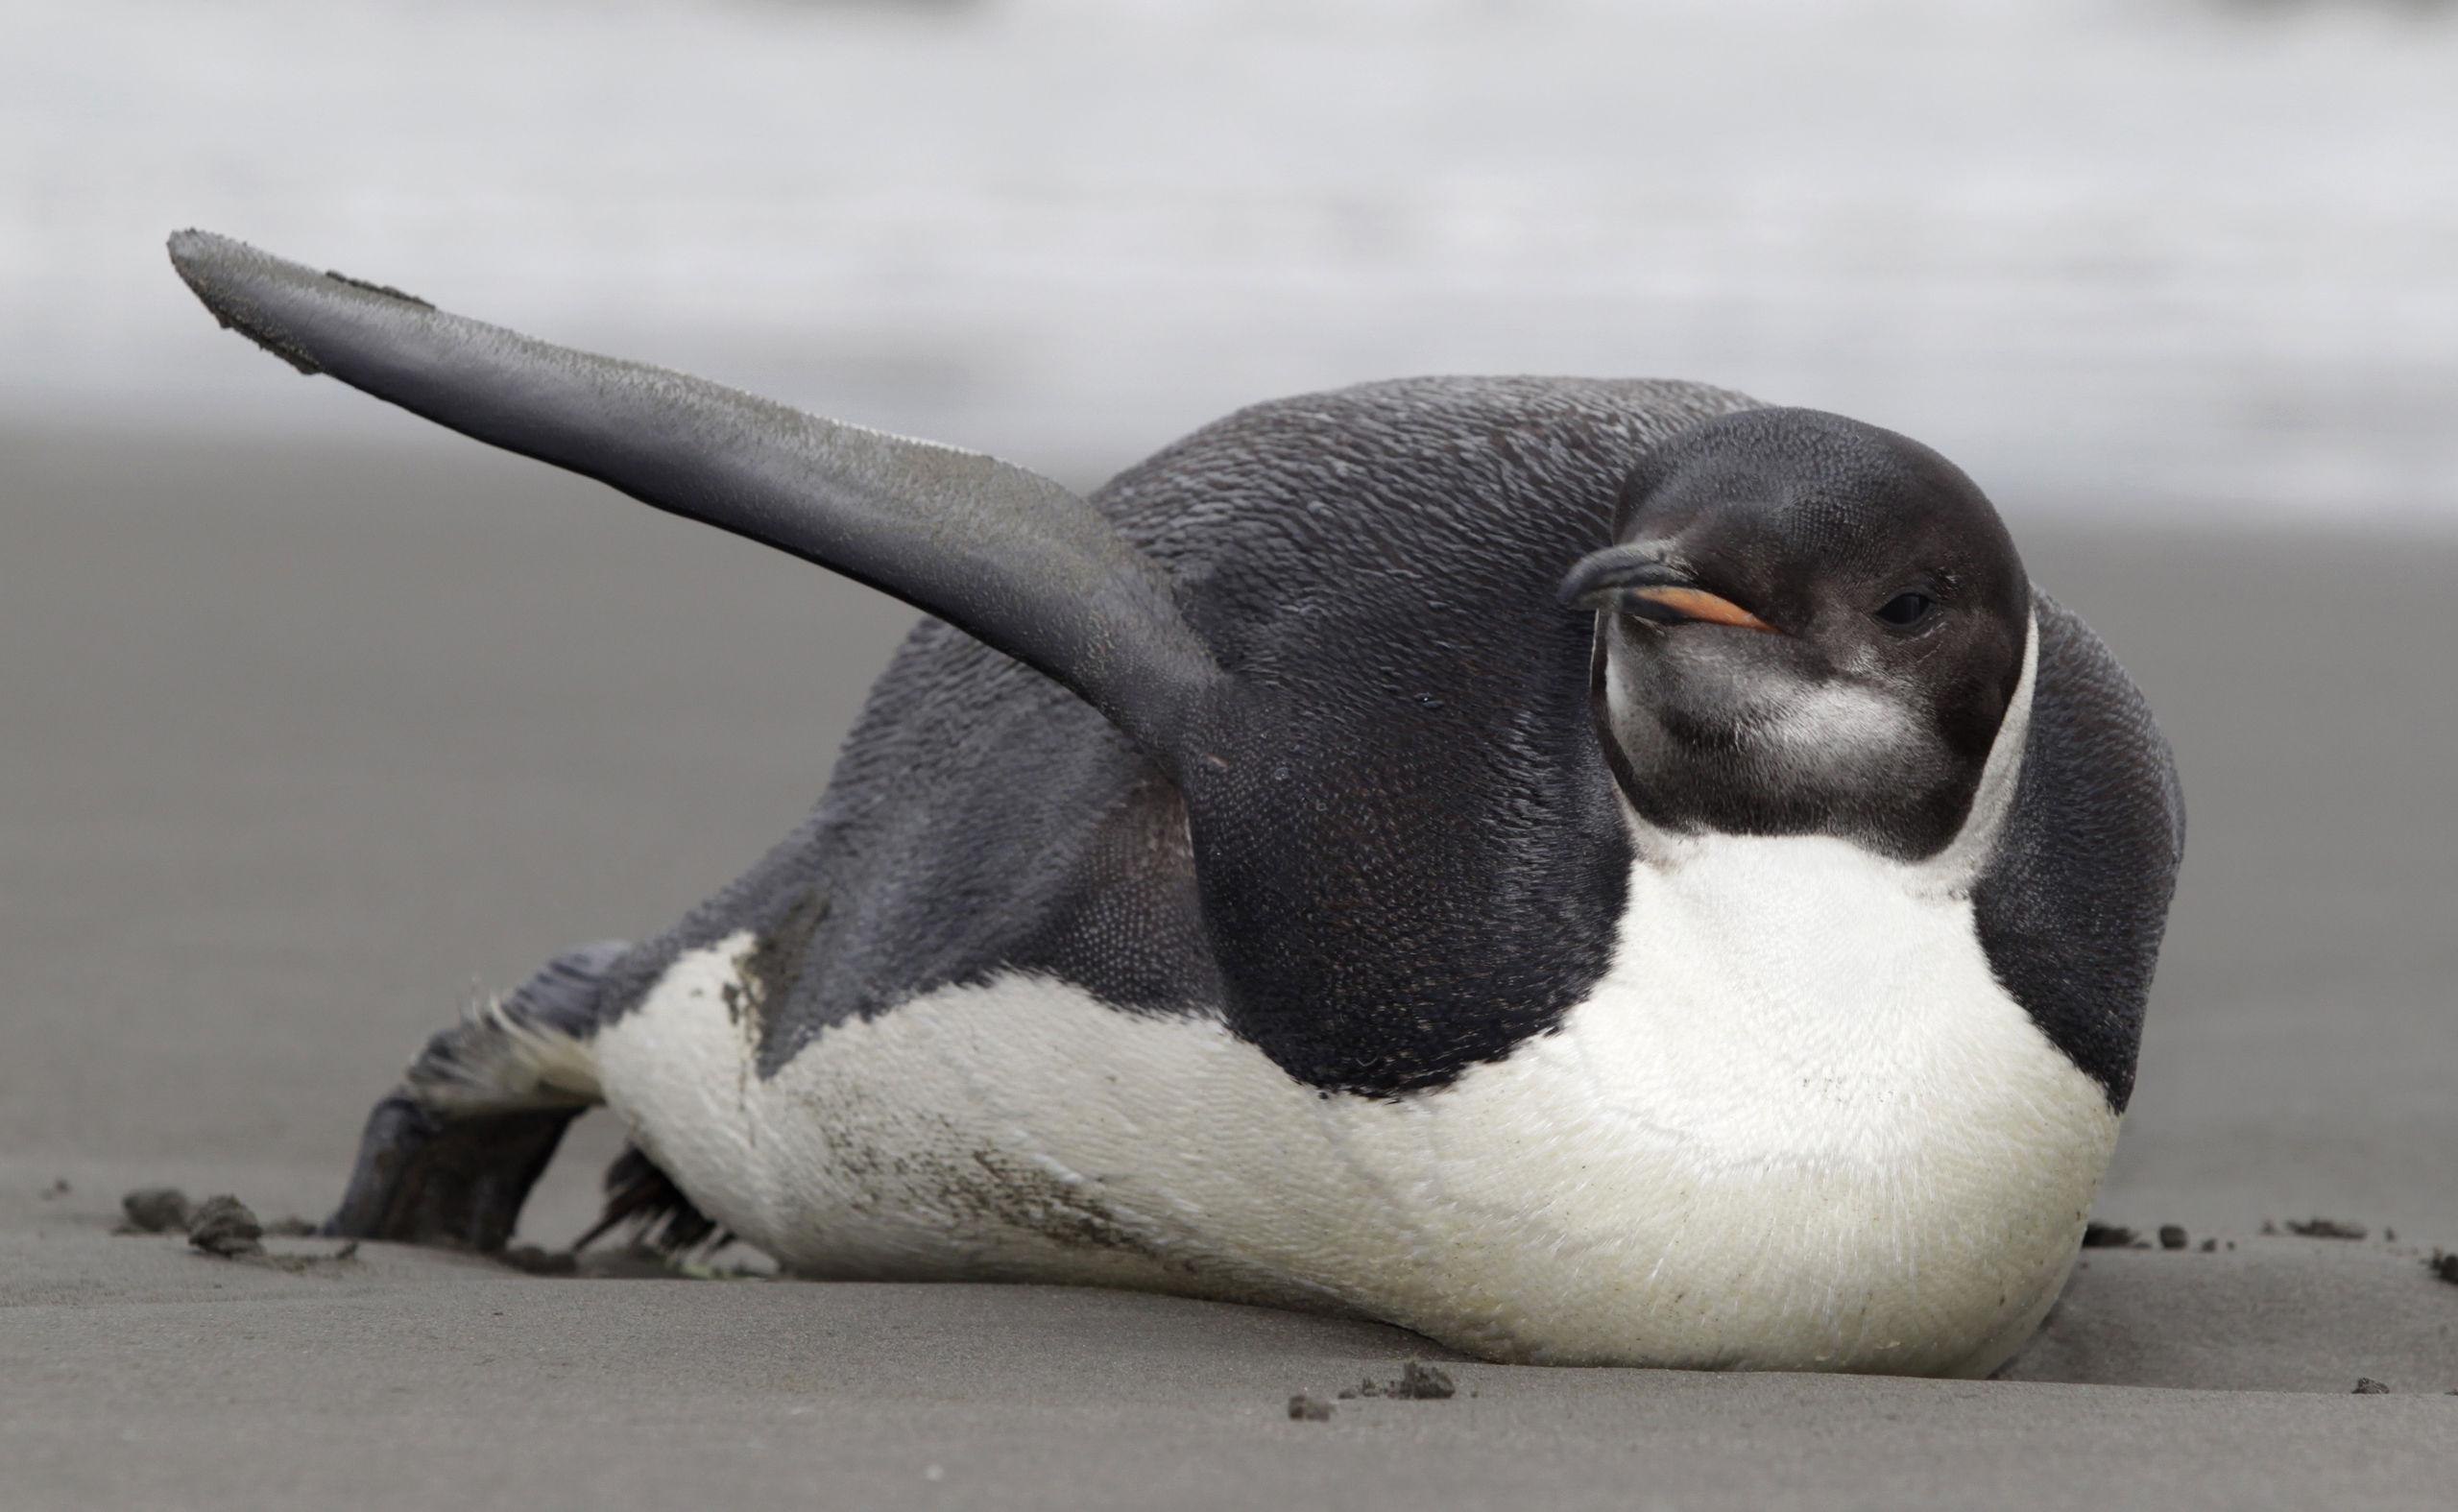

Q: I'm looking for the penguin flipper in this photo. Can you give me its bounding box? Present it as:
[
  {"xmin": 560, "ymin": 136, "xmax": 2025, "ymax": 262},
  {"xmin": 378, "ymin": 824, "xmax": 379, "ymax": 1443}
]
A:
[
  {"xmin": 1973, "ymin": 594, "xmax": 2185, "ymax": 1115},
  {"xmin": 165, "ymin": 230, "xmax": 1224, "ymax": 766}
]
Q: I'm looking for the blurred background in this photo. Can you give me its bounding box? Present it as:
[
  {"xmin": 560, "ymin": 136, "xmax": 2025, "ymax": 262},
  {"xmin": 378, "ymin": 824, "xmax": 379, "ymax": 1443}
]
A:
[
  {"xmin": 7, "ymin": 0, "xmax": 2456, "ymax": 516},
  {"xmin": 3, "ymin": 0, "xmax": 2454, "ymax": 1239}
]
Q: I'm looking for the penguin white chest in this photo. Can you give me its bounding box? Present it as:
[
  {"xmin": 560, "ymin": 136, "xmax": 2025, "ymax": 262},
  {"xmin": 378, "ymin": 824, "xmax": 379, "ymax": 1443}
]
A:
[
  {"xmin": 594, "ymin": 833, "xmax": 2117, "ymax": 1374},
  {"xmin": 1478, "ymin": 832, "xmax": 2122, "ymax": 1371}
]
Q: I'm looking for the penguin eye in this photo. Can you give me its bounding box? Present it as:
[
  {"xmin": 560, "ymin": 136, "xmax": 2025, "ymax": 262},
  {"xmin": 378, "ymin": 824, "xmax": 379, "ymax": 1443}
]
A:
[{"xmin": 1875, "ymin": 591, "xmax": 1938, "ymax": 629}]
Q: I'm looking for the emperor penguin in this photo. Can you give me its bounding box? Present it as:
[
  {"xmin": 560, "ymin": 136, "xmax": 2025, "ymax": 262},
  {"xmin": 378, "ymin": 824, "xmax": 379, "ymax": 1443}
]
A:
[{"xmin": 168, "ymin": 231, "xmax": 2183, "ymax": 1375}]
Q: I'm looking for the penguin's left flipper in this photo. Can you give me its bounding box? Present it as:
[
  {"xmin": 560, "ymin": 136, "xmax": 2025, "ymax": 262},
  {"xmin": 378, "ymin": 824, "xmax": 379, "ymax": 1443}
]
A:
[
  {"xmin": 165, "ymin": 230, "xmax": 1229, "ymax": 770},
  {"xmin": 325, "ymin": 942, "xmax": 627, "ymax": 1250}
]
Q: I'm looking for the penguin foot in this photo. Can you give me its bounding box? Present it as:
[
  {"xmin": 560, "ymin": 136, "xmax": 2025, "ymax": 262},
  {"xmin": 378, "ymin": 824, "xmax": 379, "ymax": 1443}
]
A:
[
  {"xmin": 323, "ymin": 1093, "xmax": 577, "ymax": 1251},
  {"xmin": 323, "ymin": 940, "xmax": 629, "ymax": 1251}
]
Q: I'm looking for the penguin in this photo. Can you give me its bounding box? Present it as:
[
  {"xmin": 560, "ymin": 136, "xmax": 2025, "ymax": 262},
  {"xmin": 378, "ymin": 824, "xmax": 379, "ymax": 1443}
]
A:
[{"xmin": 168, "ymin": 231, "xmax": 2184, "ymax": 1375}]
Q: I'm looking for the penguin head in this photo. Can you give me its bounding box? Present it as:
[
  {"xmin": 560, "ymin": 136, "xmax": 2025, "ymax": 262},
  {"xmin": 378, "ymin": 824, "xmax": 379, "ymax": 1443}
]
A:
[{"xmin": 1562, "ymin": 407, "xmax": 2032, "ymax": 860}]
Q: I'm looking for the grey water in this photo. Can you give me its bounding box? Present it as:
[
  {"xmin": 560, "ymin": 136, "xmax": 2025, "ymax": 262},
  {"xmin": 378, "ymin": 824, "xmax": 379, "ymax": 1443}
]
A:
[{"xmin": 7, "ymin": 0, "xmax": 2454, "ymax": 526}]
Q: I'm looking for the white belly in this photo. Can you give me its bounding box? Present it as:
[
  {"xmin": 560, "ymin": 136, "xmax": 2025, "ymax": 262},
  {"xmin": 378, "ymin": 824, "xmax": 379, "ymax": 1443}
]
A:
[{"xmin": 593, "ymin": 832, "xmax": 2116, "ymax": 1374}]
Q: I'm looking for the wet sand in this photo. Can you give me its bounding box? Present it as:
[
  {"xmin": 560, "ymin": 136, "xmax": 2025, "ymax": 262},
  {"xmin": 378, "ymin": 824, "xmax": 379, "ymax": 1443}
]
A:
[{"xmin": 4, "ymin": 429, "xmax": 2454, "ymax": 1508}]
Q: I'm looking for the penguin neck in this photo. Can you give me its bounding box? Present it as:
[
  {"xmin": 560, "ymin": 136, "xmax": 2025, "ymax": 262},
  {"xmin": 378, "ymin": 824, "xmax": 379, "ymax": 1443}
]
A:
[{"xmin": 1608, "ymin": 609, "xmax": 2040, "ymax": 896}]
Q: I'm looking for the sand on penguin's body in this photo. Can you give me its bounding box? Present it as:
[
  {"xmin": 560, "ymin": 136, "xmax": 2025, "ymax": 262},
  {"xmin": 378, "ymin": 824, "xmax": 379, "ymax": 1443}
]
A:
[{"xmin": 4, "ymin": 431, "xmax": 2455, "ymax": 1509}]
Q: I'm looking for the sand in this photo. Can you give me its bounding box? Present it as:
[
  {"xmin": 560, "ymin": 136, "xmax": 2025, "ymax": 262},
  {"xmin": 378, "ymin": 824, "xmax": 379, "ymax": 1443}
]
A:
[{"xmin": 4, "ymin": 429, "xmax": 2455, "ymax": 1508}]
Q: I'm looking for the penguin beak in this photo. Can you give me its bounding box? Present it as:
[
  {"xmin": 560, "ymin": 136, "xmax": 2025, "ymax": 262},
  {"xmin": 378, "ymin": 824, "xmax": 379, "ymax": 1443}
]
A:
[{"xmin": 1557, "ymin": 546, "xmax": 1779, "ymax": 634}]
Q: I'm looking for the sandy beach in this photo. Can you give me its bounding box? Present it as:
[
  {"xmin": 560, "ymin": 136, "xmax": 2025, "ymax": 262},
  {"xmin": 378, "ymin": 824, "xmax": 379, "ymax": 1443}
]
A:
[{"xmin": 3, "ymin": 426, "xmax": 2453, "ymax": 1507}]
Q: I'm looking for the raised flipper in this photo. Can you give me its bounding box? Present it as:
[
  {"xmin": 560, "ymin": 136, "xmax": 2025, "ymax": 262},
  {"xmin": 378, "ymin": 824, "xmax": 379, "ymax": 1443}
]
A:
[
  {"xmin": 165, "ymin": 229, "xmax": 1227, "ymax": 767},
  {"xmin": 325, "ymin": 941, "xmax": 626, "ymax": 1249}
]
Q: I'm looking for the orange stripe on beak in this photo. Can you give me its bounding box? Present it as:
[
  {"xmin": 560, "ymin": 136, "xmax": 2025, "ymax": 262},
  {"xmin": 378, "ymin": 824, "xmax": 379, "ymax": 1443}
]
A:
[{"xmin": 1624, "ymin": 585, "xmax": 1779, "ymax": 633}]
